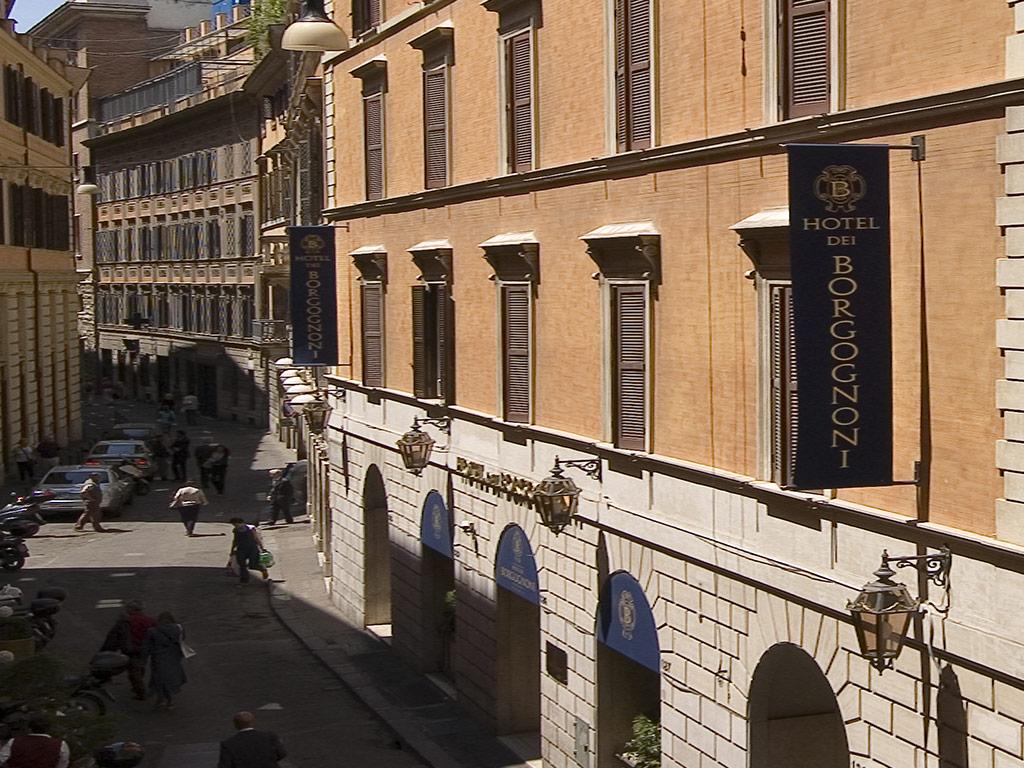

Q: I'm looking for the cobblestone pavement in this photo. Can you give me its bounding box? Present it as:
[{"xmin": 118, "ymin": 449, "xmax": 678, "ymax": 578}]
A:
[{"xmin": 4, "ymin": 402, "xmax": 426, "ymax": 768}]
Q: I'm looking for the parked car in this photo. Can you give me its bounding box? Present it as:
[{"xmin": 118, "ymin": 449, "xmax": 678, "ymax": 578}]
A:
[
  {"xmin": 282, "ymin": 460, "xmax": 307, "ymax": 509},
  {"xmin": 108, "ymin": 423, "xmax": 160, "ymax": 441},
  {"xmin": 34, "ymin": 466, "xmax": 135, "ymax": 519},
  {"xmin": 84, "ymin": 441, "xmax": 157, "ymax": 479}
]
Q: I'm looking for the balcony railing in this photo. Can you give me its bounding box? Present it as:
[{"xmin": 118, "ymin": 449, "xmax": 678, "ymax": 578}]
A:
[{"xmin": 252, "ymin": 319, "xmax": 291, "ymax": 343}]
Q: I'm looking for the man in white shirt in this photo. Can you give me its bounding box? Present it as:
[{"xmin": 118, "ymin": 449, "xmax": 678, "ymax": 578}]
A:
[
  {"xmin": 169, "ymin": 480, "xmax": 208, "ymax": 537},
  {"xmin": 0, "ymin": 714, "xmax": 70, "ymax": 768}
]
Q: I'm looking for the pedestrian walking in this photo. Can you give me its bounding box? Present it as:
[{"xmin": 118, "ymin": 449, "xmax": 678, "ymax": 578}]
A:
[
  {"xmin": 181, "ymin": 393, "xmax": 199, "ymax": 425},
  {"xmin": 160, "ymin": 392, "xmax": 175, "ymax": 410},
  {"xmin": 228, "ymin": 518, "xmax": 269, "ymax": 584},
  {"xmin": 170, "ymin": 431, "xmax": 190, "ymax": 481},
  {"xmin": 11, "ymin": 441, "xmax": 33, "ymax": 482},
  {"xmin": 195, "ymin": 443, "xmax": 214, "ymax": 489},
  {"xmin": 74, "ymin": 473, "xmax": 108, "ymax": 532},
  {"xmin": 0, "ymin": 713, "xmax": 70, "ymax": 768},
  {"xmin": 101, "ymin": 599, "xmax": 156, "ymax": 701},
  {"xmin": 156, "ymin": 405, "xmax": 176, "ymax": 435},
  {"xmin": 34, "ymin": 437, "xmax": 61, "ymax": 472},
  {"xmin": 208, "ymin": 444, "xmax": 230, "ymax": 495},
  {"xmin": 217, "ymin": 711, "xmax": 287, "ymax": 768},
  {"xmin": 141, "ymin": 611, "xmax": 187, "ymax": 709},
  {"xmin": 169, "ymin": 481, "xmax": 208, "ymax": 537},
  {"xmin": 267, "ymin": 470, "xmax": 294, "ymax": 525},
  {"xmin": 150, "ymin": 434, "xmax": 170, "ymax": 481}
]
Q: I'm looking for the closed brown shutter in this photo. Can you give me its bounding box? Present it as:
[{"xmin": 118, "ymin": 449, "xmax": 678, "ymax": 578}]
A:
[
  {"xmin": 769, "ymin": 284, "xmax": 798, "ymax": 486},
  {"xmin": 364, "ymin": 91, "xmax": 384, "ymax": 200},
  {"xmin": 502, "ymin": 284, "xmax": 531, "ymax": 423},
  {"xmin": 614, "ymin": 0, "xmax": 652, "ymax": 151},
  {"xmin": 505, "ymin": 31, "xmax": 533, "ymax": 173},
  {"xmin": 423, "ymin": 66, "xmax": 448, "ymax": 189},
  {"xmin": 612, "ymin": 284, "xmax": 647, "ymax": 450},
  {"xmin": 783, "ymin": 0, "xmax": 830, "ymax": 118},
  {"xmin": 412, "ymin": 285, "xmax": 430, "ymax": 398},
  {"xmin": 354, "ymin": 0, "xmax": 381, "ymax": 34},
  {"xmin": 361, "ymin": 282, "xmax": 384, "ymax": 387},
  {"xmin": 436, "ymin": 284, "xmax": 454, "ymax": 403}
]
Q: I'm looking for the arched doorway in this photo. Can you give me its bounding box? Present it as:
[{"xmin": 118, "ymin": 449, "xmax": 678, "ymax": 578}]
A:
[
  {"xmin": 596, "ymin": 571, "xmax": 661, "ymax": 768},
  {"xmin": 362, "ymin": 465, "xmax": 391, "ymax": 633},
  {"xmin": 748, "ymin": 643, "xmax": 849, "ymax": 768},
  {"xmin": 420, "ymin": 490, "xmax": 455, "ymax": 676},
  {"xmin": 494, "ymin": 524, "xmax": 541, "ymax": 746}
]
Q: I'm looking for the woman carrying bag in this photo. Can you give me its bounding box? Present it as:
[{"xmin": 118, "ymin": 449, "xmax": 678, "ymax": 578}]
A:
[
  {"xmin": 228, "ymin": 518, "xmax": 271, "ymax": 584},
  {"xmin": 142, "ymin": 611, "xmax": 189, "ymax": 709}
]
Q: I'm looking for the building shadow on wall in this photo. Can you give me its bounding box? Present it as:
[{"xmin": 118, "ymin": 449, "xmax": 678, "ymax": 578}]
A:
[{"xmin": 938, "ymin": 665, "xmax": 969, "ymax": 768}]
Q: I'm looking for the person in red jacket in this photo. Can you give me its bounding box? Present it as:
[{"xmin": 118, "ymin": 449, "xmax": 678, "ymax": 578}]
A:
[
  {"xmin": 0, "ymin": 713, "xmax": 69, "ymax": 768},
  {"xmin": 101, "ymin": 600, "xmax": 156, "ymax": 700}
]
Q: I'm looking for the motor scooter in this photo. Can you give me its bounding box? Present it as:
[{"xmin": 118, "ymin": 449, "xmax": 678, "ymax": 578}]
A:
[
  {"xmin": 0, "ymin": 490, "xmax": 53, "ymax": 538},
  {"xmin": 0, "ymin": 533, "xmax": 29, "ymax": 571},
  {"xmin": 115, "ymin": 462, "xmax": 150, "ymax": 496}
]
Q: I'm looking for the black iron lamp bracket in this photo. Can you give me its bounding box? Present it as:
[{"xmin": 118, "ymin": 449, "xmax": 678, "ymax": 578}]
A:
[
  {"xmin": 319, "ymin": 386, "xmax": 347, "ymax": 400},
  {"xmin": 882, "ymin": 546, "xmax": 952, "ymax": 589},
  {"xmin": 554, "ymin": 456, "xmax": 602, "ymax": 481},
  {"xmin": 415, "ymin": 416, "xmax": 451, "ymax": 434}
]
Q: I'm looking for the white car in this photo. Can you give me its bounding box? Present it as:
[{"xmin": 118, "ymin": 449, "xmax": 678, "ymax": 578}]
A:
[{"xmin": 34, "ymin": 466, "xmax": 135, "ymax": 519}]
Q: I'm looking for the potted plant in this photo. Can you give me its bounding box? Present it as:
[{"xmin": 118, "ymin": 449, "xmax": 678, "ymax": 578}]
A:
[
  {"xmin": 0, "ymin": 615, "xmax": 33, "ymax": 659},
  {"xmin": 618, "ymin": 714, "xmax": 661, "ymax": 768}
]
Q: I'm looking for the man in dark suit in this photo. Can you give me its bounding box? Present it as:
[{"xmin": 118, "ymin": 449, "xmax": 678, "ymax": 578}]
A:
[{"xmin": 218, "ymin": 711, "xmax": 286, "ymax": 768}]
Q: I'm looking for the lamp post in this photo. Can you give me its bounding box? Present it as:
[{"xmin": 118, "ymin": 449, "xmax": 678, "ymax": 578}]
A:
[
  {"xmin": 396, "ymin": 417, "xmax": 450, "ymax": 474},
  {"xmin": 281, "ymin": 0, "xmax": 350, "ymax": 52},
  {"xmin": 847, "ymin": 547, "xmax": 952, "ymax": 673},
  {"xmin": 532, "ymin": 456, "xmax": 602, "ymax": 534}
]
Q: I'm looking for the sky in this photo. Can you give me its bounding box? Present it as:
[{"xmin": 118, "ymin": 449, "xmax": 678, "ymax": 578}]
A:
[{"xmin": 12, "ymin": 0, "xmax": 65, "ymax": 31}]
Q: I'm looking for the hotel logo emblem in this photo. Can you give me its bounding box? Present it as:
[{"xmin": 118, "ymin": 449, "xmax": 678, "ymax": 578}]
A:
[
  {"xmin": 814, "ymin": 164, "xmax": 866, "ymax": 213},
  {"xmin": 511, "ymin": 528, "xmax": 524, "ymax": 562},
  {"xmin": 618, "ymin": 590, "xmax": 636, "ymax": 641},
  {"xmin": 300, "ymin": 234, "xmax": 325, "ymax": 253}
]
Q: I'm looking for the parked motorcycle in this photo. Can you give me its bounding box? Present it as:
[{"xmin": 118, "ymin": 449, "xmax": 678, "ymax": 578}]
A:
[
  {"xmin": 64, "ymin": 652, "xmax": 130, "ymax": 715},
  {"xmin": 0, "ymin": 534, "xmax": 28, "ymax": 571},
  {"xmin": 115, "ymin": 462, "xmax": 149, "ymax": 496},
  {"xmin": 0, "ymin": 490, "xmax": 54, "ymax": 538}
]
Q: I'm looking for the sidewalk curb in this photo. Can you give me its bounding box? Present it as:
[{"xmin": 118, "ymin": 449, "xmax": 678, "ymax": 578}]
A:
[{"xmin": 262, "ymin": 553, "xmax": 458, "ymax": 768}]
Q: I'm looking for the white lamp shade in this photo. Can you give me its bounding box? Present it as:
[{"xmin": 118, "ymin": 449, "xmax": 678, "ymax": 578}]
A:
[
  {"xmin": 282, "ymin": 19, "xmax": 349, "ymax": 52},
  {"xmin": 288, "ymin": 393, "xmax": 318, "ymax": 413},
  {"xmin": 278, "ymin": 369, "xmax": 301, "ymax": 379},
  {"xmin": 76, "ymin": 182, "xmax": 100, "ymax": 196},
  {"xmin": 286, "ymin": 383, "xmax": 316, "ymax": 395},
  {"xmin": 273, "ymin": 357, "xmax": 294, "ymax": 367},
  {"xmin": 282, "ymin": 376, "xmax": 306, "ymax": 387}
]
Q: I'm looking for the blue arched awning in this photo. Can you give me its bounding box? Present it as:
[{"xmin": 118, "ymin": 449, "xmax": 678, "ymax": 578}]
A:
[
  {"xmin": 597, "ymin": 571, "xmax": 661, "ymax": 673},
  {"xmin": 420, "ymin": 490, "xmax": 453, "ymax": 559},
  {"xmin": 494, "ymin": 524, "xmax": 540, "ymax": 605}
]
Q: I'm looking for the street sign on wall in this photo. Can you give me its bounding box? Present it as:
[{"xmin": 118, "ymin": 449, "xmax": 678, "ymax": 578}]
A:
[
  {"xmin": 288, "ymin": 226, "xmax": 338, "ymax": 366},
  {"xmin": 787, "ymin": 144, "xmax": 893, "ymax": 489}
]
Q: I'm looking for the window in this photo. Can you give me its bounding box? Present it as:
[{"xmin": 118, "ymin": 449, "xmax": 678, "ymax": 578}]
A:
[
  {"xmin": 363, "ymin": 88, "xmax": 385, "ymax": 200},
  {"xmin": 781, "ymin": 0, "xmax": 830, "ymax": 118},
  {"xmin": 423, "ymin": 64, "xmax": 449, "ymax": 188},
  {"xmin": 768, "ymin": 282, "xmax": 798, "ymax": 486},
  {"xmin": 501, "ymin": 284, "xmax": 531, "ymax": 423},
  {"xmin": 361, "ymin": 282, "xmax": 384, "ymax": 387},
  {"xmin": 614, "ymin": 0, "xmax": 653, "ymax": 151},
  {"xmin": 611, "ymin": 283, "xmax": 648, "ymax": 450},
  {"xmin": 353, "ymin": 0, "xmax": 381, "ymax": 36},
  {"xmin": 411, "ymin": 284, "xmax": 453, "ymax": 401},
  {"xmin": 504, "ymin": 30, "xmax": 533, "ymax": 173}
]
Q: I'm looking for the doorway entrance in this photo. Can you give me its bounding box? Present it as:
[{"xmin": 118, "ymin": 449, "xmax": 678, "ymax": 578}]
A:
[
  {"xmin": 197, "ymin": 363, "xmax": 217, "ymax": 416},
  {"xmin": 419, "ymin": 490, "xmax": 455, "ymax": 677},
  {"xmin": 748, "ymin": 643, "xmax": 849, "ymax": 768},
  {"xmin": 595, "ymin": 571, "xmax": 661, "ymax": 768},
  {"xmin": 363, "ymin": 465, "xmax": 391, "ymax": 635}
]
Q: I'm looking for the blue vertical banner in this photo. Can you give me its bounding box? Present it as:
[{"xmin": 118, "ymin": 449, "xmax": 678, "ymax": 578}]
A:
[
  {"xmin": 289, "ymin": 226, "xmax": 338, "ymax": 366},
  {"xmin": 788, "ymin": 144, "xmax": 893, "ymax": 489}
]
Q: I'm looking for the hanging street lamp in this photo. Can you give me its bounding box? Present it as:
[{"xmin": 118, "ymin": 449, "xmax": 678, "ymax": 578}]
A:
[
  {"xmin": 273, "ymin": 357, "xmax": 294, "ymax": 367},
  {"xmin": 282, "ymin": 376, "xmax": 306, "ymax": 388},
  {"xmin": 281, "ymin": 0, "xmax": 350, "ymax": 52},
  {"xmin": 847, "ymin": 547, "xmax": 952, "ymax": 673},
  {"xmin": 301, "ymin": 398, "xmax": 333, "ymax": 434},
  {"xmin": 396, "ymin": 417, "xmax": 450, "ymax": 474},
  {"xmin": 285, "ymin": 383, "xmax": 316, "ymax": 396},
  {"xmin": 533, "ymin": 456, "xmax": 602, "ymax": 534}
]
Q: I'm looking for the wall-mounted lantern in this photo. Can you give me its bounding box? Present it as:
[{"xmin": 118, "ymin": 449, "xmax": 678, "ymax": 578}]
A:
[
  {"xmin": 533, "ymin": 456, "xmax": 602, "ymax": 534},
  {"xmin": 847, "ymin": 547, "xmax": 952, "ymax": 673},
  {"xmin": 396, "ymin": 417, "xmax": 451, "ymax": 474}
]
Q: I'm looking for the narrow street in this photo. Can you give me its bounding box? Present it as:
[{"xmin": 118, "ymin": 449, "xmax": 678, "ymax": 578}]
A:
[{"xmin": 6, "ymin": 405, "xmax": 426, "ymax": 768}]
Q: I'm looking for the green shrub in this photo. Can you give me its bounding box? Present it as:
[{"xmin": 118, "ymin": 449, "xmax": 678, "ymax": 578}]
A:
[
  {"xmin": 622, "ymin": 714, "xmax": 661, "ymax": 768},
  {"xmin": 246, "ymin": 0, "xmax": 288, "ymax": 56},
  {"xmin": 0, "ymin": 615, "xmax": 31, "ymax": 641}
]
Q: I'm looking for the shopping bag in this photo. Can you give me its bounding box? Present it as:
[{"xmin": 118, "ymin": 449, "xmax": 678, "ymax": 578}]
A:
[
  {"xmin": 225, "ymin": 558, "xmax": 238, "ymax": 576},
  {"xmin": 259, "ymin": 550, "xmax": 275, "ymax": 569}
]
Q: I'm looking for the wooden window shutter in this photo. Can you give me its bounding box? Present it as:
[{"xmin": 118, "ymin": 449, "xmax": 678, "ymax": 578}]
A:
[
  {"xmin": 612, "ymin": 284, "xmax": 647, "ymax": 450},
  {"xmin": 364, "ymin": 92, "xmax": 384, "ymax": 200},
  {"xmin": 505, "ymin": 31, "xmax": 533, "ymax": 173},
  {"xmin": 423, "ymin": 66, "xmax": 448, "ymax": 189},
  {"xmin": 614, "ymin": 0, "xmax": 652, "ymax": 151},
  {"xmin": 361, "ymin": 283, "xmax": 384, "ymax": 387},
  {"xmin": 436, "ymin": 284, "xmax": 454, "ymax": 403},
  {"xmin": 502, "ymin": 284, "xmax": 531, "ymax": 423},
  {"xmin": 769, "ymin": 284, "xmax": 798, "ymax": 486},
  {"xmin": 412, "ymin": 284, "xmax": 430, "ymax": 398},
  {"xmin": 354, "ymin": 0, "xmax": 381, "ymax": 34},
  {"xmin": 783, "ymin": 0, "xmax": 830, "ymax": 118}
]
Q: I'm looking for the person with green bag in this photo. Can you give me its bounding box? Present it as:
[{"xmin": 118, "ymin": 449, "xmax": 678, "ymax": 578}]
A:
[{"xmin": 227, "ymin": 518, "xmax": 270, "ymax": 584}]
